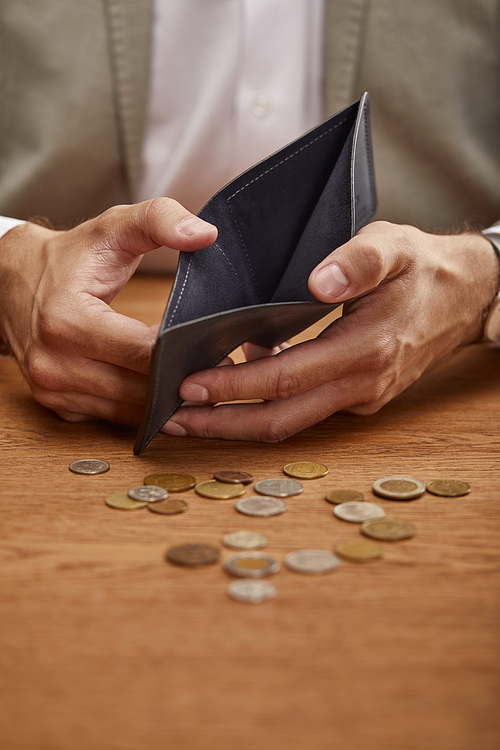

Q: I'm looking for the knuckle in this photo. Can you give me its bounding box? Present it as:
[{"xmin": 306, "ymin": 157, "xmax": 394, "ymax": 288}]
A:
[
  {"xmin": 259, "ymin": 418, "xmax": 291, "ymax": 443},
  {"xmin": 354, "ymin": 239, "xmax": 385, "ymax": 281},
  {"xmin": 37, "ymin": 306, "xmax": 71, "ymax": 349},
  {"xmin": 26, "ymin": 351, "xmax": 61, "ymax": 392},
  {"xmin": 271, "ymin": 367, "xmax": 301, "ymax": 401}
]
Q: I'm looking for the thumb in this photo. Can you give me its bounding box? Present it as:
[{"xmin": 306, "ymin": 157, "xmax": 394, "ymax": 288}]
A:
[
  {"xmin": 89, "ymin": 197, "xmax": 218, "ymax": 258},
  {"xmin": 308, "ymin": 221, "xmax": 407, "ymax": 303}
]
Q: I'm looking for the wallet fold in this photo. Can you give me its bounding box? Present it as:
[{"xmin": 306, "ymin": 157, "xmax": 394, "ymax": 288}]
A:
[{"xmin": 134, "ymin": 93, "xmax": 376, "ymax": 454}]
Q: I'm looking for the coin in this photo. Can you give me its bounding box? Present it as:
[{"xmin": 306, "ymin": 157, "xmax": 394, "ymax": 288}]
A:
[
  {"xmin": 284, "ymin": 549, "xmax": 341, "ymax": 574},
  {"xmin": 227, "ymin": 580, "xmax": 277, "ymax": 604},
  {"xmin": 372, "ymin": 475, "xmax": 426, "ymax": 500},
  {"xmin": 283, "ymin": 461, "xmax": 328, "ymax": 479},
  {"xmin": 195, "ymin": 480, "xmax": 245, "ymax": 500},
  {"xmin": 222, "ymin": 531, "xmax": 268, "ymax": 550},
  {"xmin": 324, "ymin": 489, "xmax": 364, "ymax": 505},
  {"xmin": 426, "ymin": 479, "xmax": 471, "ymax": 497},
  {"xmin": 128, "ymin": 486, "xmax": 168, "ymax": 502},
  {"xmin": 148, "ymin": 498, "xmax": 188, "ymax": 515},
  {"xmin": 213, "ymin": 470, "xmax": 253, "ymax": 485},
  {"xmin": 166, "ymin": 543, "xmax": 220, "ymax": 566},
  {"xmin": 144, "ymin": 472, "xmax": 196, "ymax": 492},
  {"xmin": 105, "ymin": 491, "xmax": 148, "ymax": 510},
  {"xmin": 333, "ymin": 501, "xmax": 386, "ymax": 523},
  {"xmin": 254, "ymin": 478, "xmax": 303, "ymax": 497},
  {"xmin": 336, "ymin": 539, "xmax": 384, "ymax": 562},
  {"xmin": 223, "ymin": 553, "xmax": 280, "ymax": 578},
  {"xmin": 361, "ymin": 517, "xmax": 416, "ymax": 541},
  {"xmin": 235, "ymin": 496, "xmax": 288, "ymax": 517},
  {"xmin": 69, "ymin": 459, "xmax": 110, "ymax": 475}
]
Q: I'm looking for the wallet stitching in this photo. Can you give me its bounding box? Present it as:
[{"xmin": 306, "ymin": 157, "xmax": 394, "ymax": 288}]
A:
[
  {"xmin": 167, "ymin": 243, "xmax": 247, "ymax": 327},
  {"xmin": 212, "ymin": 242, "xmax": 248, "ymax": 294},
  {"xmin": 227, "ymin": 116, "xmax": 353, "ymax": 200},
  {"xmin": 226, "ymin": 115, "xmax": 354, "ymax": 300},
  {"xmin": 167, "ymin": 255, "xmax": 193, "ymax": 325}
]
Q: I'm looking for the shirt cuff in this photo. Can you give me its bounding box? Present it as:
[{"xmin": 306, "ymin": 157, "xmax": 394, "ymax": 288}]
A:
[
  {"xmin": 0, "ymin": 216, "xmax": 26, "ymax": 240},
  {"xmin": 482, "ymin": 222, "xmax": 500, "ymax": 262}
]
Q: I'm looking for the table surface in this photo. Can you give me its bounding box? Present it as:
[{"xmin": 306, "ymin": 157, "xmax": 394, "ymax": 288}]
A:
[{"xmin": 1, "ymin": 275, "xmax": 499, "ymax": 750}]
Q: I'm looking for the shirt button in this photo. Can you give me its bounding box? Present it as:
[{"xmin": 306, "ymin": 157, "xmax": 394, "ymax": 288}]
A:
[{"xmin": 251, "ymin": 92, "xmax": 272, "ymax": 118}]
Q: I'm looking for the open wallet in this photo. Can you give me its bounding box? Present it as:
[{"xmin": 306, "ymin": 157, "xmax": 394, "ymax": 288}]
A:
[{"xmin": 134, "ymin": 92, "xmax": 377, "ymax": 454}]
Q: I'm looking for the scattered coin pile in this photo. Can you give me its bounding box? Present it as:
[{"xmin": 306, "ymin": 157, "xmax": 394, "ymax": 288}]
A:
[{"xmin": 69, "ymin": 460, "xmax": 471, "ymax": 604}]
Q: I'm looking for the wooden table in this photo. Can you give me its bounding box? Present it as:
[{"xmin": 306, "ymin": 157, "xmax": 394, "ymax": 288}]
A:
[{"xmin": 1, "ymin": 275, "xmax": 499, "ymax": 750}]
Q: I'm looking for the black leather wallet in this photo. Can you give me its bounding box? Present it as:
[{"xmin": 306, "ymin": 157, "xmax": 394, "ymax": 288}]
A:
[{"xmin": 134, "ymin": 93, "xmax": 376, "ymax": 454}]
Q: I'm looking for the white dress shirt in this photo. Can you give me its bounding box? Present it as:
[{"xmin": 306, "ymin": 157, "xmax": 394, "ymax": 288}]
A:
[{"xmin": 0, "ymin": 0, "xmax": 324, "ymax": 271}]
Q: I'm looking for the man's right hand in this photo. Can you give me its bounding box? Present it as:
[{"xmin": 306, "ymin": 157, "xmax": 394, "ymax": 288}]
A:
[{"xmin": 0, "ymin": 198, "xmax": 217, "ymax": 425}]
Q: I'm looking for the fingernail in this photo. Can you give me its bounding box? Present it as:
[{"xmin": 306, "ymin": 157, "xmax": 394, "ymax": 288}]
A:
[
  {"xmin": 313, "ymin": 263, "xmax": 349, "ymax": 299},
  {"xmin": 179, "ymin": 383, "xmax": 210, "ymax": 402},
  {"xmin": 178, "ymin": 217, "xmax": 213, "ymax": 236},
  {"xmin": 162, "ymin": 419, "xmax": 188, "ymax": 437}
]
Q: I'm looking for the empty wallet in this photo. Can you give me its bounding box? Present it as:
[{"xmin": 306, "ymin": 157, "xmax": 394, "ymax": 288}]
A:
[{"xmin": 134, "ymin": 92, "xmax": 377, "ymax": 454}]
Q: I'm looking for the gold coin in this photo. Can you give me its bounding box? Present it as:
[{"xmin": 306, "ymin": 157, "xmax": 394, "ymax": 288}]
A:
[
  {"xmin": 283, "ymin": 461, "xmax": 328, "ymax": 479},
  {"xmin": 166, "ymin": 543, "xmax": 220, "ymax": 566},
  {"xmin": 144, "ymin": 472, "xmax": 196, "ymax": 492},
  {"xmin": 195, "ymin": 480, "xmax": 245, "ymax": 499},
  {"xmin": 361, "ymin": 518, "xmax": 416, "ymax": 541},
  {"xmin": 213, "ymin": 470, "xmax": 253, "ymax": 485},
  {"xmin": 325, "ymin": 489, "xmax": 364, "ymax": 505},
  {"xmin": 105, "ymin": 492, "xmax": 148, "ymax": 511},
  {"xmin": 148, "ymin": 498, "xmax": 188, "ymax": 515},
  {"xmin": 335, "ymin": 539, "xmax": 383, "ymax": 562},
  {"xmin": 426, "ymin": 479, "xmax": 471, "ymax": 497}
]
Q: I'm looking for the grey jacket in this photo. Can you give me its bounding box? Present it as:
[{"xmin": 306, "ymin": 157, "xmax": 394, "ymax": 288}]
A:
[{"xmin": 1, "ymin": 0, "xmax": 499, "ymax": 230}]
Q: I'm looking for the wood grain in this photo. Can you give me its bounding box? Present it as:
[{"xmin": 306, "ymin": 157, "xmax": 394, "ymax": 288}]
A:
[{"xmin": 0, "ymin": 275, "xmax": 499, "ymax": 750}]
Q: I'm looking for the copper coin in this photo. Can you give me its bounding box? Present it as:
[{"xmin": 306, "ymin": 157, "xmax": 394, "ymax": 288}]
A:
[
  {"xmin": 144, "ymin": 472, "xmax": 196, "ymax": 492},
  {"xmin": 148, "ymin": 498, "xmax": 188, "ymax": 515},
  {"xmin": 325, "ymin": 489, "xmax": 364, "ymax": 505},
  {"xmin": 336, "ymin": 539, "xmax": 384, "ymax": 562},
  {"xmin": 426, "ymin": 479, "xmax": 471, "ymax": 497},
  {"xmin": 166, "ymin": 543, "xmax": 220, "ymax": 566},
  {"xmin": 213, "ymin": 470, "xmax": 253, "ymax": 485}
]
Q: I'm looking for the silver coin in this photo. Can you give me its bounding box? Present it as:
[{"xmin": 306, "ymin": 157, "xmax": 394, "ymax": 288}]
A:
[
  {"xmin": 235, "ymin": 496, "xmax": 287, "ymax": 517},
  {"xmin": 222, "ymin": 531, "xmax": 268, "ymax": 550},
  {"xmin": 227, "ymin": 580, "xmax": 277, "ymax": 604},
  {"xmin": 69, "ymin": 459, "xmax": 110, "ymax": 475},
  {"xmin": 372, "ymin": 475, "xmax": 426, "ymax": 500},
  {"xmin": 223, "ymin": 552, "xmax": 280, "ymax": 578},
  {"xmin": 333, "ymin": 501, "xmax": 386, "ymax": 523},
  {"xmin": 127, "ymin": 485, "xmax": 168, "ymax": 502},
  {"xmin": 284, "ymin": 549, "xmax": 342, "ymax": 574},
  {"xmin": 254, "ymin": 478, "xmax": 303, "ymax": 497}
]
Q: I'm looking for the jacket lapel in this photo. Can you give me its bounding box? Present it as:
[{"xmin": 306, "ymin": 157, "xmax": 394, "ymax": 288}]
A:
[
  {"xmin": 103, "ymin": 0, "xmax": 152, "ymax": 199},
  {"xmin": 323, "ymin": 0, "xmax": 369, "ymax": 116}
]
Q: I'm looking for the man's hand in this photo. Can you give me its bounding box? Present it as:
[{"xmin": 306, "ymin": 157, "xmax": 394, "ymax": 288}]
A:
[
  {"xmin": 0, "ymin": 198, "xmax": 217, "ymax": 424},
  {"xmin": 163, "ymin": 221, "xmax": 500, "ymax": 442}
]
